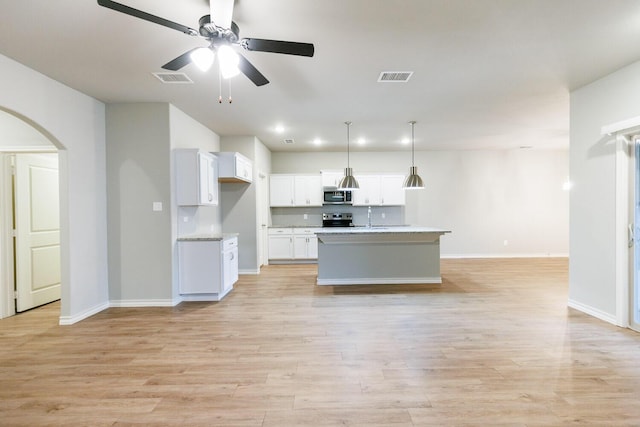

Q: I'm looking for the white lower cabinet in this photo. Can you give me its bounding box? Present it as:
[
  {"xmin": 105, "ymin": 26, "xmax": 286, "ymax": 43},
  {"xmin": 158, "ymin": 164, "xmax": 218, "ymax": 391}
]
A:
[
  {"xmin": 178, "ymin": 236, "xmax": 238, "ymax": 301},
  {"xmin": 268, "ymin": 228, "xmax": 320, "ymax": 261}
]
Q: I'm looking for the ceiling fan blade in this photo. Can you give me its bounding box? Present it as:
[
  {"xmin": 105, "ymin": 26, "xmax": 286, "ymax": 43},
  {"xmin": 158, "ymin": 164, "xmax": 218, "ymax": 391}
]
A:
[
  {"xmin": 210, "ymin": 0, "xmax": 234, "ymax": 29},
  {"xmin": 162, "ymin": 48, "xmax": 200, "ymax": 71},
  {"xmin": 97, "ymin": 0, "xmax": 198, "ymax": 36},
  {"xmin": 238, "ymin": 54, "xmax": 269, "ymax": 86},
  {"xmin": 242, "ymin": 39, "xmax": 315, "ymax": 57}
]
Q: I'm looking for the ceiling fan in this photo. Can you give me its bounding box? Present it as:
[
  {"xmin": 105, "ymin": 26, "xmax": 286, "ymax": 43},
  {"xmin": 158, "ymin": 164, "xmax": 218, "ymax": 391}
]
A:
[{"xmin": 96, "ymin": 0, "xmax": 315, "ymax": 86}]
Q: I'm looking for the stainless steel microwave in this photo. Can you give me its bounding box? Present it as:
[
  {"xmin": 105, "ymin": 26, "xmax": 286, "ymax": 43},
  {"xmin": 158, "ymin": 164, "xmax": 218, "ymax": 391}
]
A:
[{"xmin": 323, "ymin": 187, "xmax": 353, "ymax": 205}]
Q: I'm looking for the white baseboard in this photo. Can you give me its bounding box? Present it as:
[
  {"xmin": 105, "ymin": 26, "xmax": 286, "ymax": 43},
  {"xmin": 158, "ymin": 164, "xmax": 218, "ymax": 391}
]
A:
[
  {"xmin": 58, "ymin": 301, "xmax": 110, "ymax": 325},
  {"xmin": 567, "ymin": 299, "xmax": 619, "ymax": 326},
  {"xmin": 109, "ymin": 299, "xmax": 180, "ymax": 308},
  {"xmin": 239, "ymin": 268, "xmax": 260, "ymax": 275},
  {"xmin": 442, "ymin": 253, "xmax": 569, "ymax": 259},
  {"xmin": 317, "ymin": 277, "xmax": 442, "ymax": 286}
]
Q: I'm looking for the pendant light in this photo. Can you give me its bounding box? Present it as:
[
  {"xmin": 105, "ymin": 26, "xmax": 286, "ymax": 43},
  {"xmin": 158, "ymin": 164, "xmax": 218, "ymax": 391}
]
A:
[
  {"xmin": 403, "ymin": 120, "xmax": 425, "ymax": 189},
  {"xmin": 338, "ymin": 121, "xmax": 359, "ymax": 189}
]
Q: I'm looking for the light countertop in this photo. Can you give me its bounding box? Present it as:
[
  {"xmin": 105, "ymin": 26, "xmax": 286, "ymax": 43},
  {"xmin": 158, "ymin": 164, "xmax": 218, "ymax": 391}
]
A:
[
  {"xmin": 177, "ymin": 233, "xmax": 239, "ymax": 241},
  {"xmin": 315, "ymin": 226, "xmax": 450, "ymax": 234}
]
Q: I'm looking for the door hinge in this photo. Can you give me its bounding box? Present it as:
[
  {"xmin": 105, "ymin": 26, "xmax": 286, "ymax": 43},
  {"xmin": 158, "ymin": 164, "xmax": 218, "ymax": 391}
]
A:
[
  {"xmin": 13, "ymin": 290, "xmax": 18, "ymax": 300},
  {"xmin": 11, "ymin": 229, "xmax": 17, "ymax": 238}
]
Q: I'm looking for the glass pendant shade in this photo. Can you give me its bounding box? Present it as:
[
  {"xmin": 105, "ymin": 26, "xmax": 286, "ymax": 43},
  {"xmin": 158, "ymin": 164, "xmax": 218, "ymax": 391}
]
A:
[
  {"xmin": 404, "ymin": 166, "xmax": 425, "ymax": 189},
  {"xmin": 338, "ymin": 121, "xmax": 359, "ymax": 190},
  {"xmin": 190, "ymin": 47, "xmax": 215, "ymax": 72},
  {"xmin": 403, "ymin": 121, "xmax": 425, "ymax": 189}
]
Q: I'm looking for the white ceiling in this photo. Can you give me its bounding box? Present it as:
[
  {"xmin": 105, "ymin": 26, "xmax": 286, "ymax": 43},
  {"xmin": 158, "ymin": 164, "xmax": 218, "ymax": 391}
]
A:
[{"xmin": 1, "ymin": 0, "xmax": 640, "ymax": 152}]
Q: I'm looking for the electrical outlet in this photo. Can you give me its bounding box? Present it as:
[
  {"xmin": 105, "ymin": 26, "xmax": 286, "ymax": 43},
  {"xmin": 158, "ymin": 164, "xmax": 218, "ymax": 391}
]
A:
[
  {"xmin": 503, "ymin": 240, "xmax": 509, "ymax": 246},
  {"xmin": 381, "ymin": 212, "xmax": 386, "ymax": 219},
  {"xmin": 303, "ymin": 214, "xmax": 308, "ymax": 220}
]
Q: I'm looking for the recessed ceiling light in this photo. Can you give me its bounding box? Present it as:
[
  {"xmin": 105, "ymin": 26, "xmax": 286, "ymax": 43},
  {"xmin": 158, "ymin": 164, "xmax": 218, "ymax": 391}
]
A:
[
  {"xmin": 401, "ymin": 138, "xmax": 410, "ymax": 145},
  {"xmin": 357, "ymin": 138, "xmax": 366, "ymax": 145},
  {"xmin": 275, "ymin": 124, "xmax": 285, "ymax": 133},
  {"xmin": 312, "ymin": 138, "xmax": 322, "ymax": 146}
]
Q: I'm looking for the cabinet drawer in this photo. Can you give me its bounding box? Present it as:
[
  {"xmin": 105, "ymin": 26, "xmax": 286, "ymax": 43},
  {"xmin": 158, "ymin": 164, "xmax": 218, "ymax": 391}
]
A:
[
  {"xmin": 223, "ymin": 237, "xmax": 238, "ymax": 251},
  {"xmin": 268, "ymin": 228, "xmax": 294, "ymax": 235},
  {"xmin": 293, "ymin": 228, "xmax": 321, "ymax": 235}
]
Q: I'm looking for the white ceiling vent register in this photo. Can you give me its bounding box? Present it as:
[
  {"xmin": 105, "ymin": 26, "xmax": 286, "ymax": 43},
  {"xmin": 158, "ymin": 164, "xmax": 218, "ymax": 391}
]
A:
[
  {"xmin": 283, "ymin": 138, "xmax": 295, "ymax": 144},
  {"xmin": 378, "ymin": 71, "xmax": 413, "ymax": 82},
  {"xmin": 152, "ymin": 72, "xmax": 193, "ymax": 84}
]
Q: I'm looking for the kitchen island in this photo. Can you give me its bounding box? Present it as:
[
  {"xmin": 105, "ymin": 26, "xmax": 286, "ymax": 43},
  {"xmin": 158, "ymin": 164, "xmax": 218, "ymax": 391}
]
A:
[{"xmin": 315, "ymin": 227, "xmax": 450, "ymax": 285}]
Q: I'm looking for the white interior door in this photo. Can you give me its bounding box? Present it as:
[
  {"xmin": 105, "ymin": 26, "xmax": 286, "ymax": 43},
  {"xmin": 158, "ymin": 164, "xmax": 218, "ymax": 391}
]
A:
[
  {"xmin": 14, "ymin": 153, "xmax": 60, "ymax": 312},
  {"xmin": 631, "ymin": 142, "xmax": 640, "ymax": 331}
]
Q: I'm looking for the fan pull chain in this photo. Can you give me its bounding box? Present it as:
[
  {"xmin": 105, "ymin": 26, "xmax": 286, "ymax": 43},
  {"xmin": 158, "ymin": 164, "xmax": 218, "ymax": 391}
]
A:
[
  {"xmin": 228, "ymin": 79, "xmax": 232, "ymax": 104},
  {"xmin": 218, "ymin": 72, "xmax": 223, "ymax": 104}
]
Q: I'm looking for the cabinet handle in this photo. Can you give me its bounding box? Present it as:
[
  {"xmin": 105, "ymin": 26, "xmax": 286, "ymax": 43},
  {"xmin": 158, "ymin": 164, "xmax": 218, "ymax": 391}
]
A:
[
  {"xmin": 230, "ymin": 252, "xmax": 234, "ymax": 260},
  {"xmin": 208, "ymin": 193, "xmax": 213, "ymax": 202}
]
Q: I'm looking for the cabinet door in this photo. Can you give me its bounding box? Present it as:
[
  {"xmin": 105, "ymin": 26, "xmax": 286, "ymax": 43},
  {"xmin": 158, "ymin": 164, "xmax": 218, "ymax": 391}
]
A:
[
  {"xmin": 293, "ymin": 235, "xmax": 308, "ymax": 258},
  {"xmin": 380, "ymin": 175, "xmax": 405, "ymax": 206},
  {"xmin": 268, "ymin": 235, "xmax": 293, "ymax": 259},
  {"xmin": 222, "ymin": 247, "xmax": 238, "ymax": 292},
  {"xmin": 352, "ymin": 175, "xmax": 381, "ymax": 206},
  {"xmin": 236, "ymin": 156, "xmax": 252, "ymax": 182},
  {"xmin": 270, "ymin": 175, "xmax": 294, "ymax": 206},
  {"xmin": 198, "ymin": 152, "xmax": 218, "ymax": 205},
  {"xmin": 307, "ymin": 235, "xmax": 318, "ymax": 259},
  {"xmin": 321, "ymin": 171, "xmax": 343, "ymax": 188},
  {"xmin": 294, "ymin": 175, "xmax": 322, "ymax": 206}
]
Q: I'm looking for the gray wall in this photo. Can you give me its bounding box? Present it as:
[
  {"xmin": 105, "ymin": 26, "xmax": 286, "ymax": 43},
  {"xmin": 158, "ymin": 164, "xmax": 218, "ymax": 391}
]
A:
[
  {"xmin": 569, "ymin": 60, "xmax": 640, "ymax": 321},
  {"xmin": 272, "ymin": 149, "xmax": 569, "ymax": 257},
  {"xmin": 106, "ymin": 103, "xmax": 173, "ymax": 302},
  {"xmin": 220, "ymin": 136, "xmax": 271, "ymax": 273},
  {"xmin": 106, "ymin": 103, "xmax": 221, "ymax": 304}
]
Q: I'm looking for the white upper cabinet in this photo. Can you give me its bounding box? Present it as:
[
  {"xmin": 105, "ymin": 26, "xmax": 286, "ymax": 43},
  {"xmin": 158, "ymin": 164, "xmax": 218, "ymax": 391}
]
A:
[
  {"xmin": 352, "ymin": 174, "xmax": 405, "ymax": 206},
  {"xmin": 217, "ymin": 152, "xmax": 253, "ymax": 183},
  {"xmin": 293, "ymin": 175, "xmax": 323, "ymax": 206},
  {"xmin": 353, "ymin": 175, "xmax": 381, "ymax": 206},
  {"xmin": 269, "ymin": 175, "xmax": 295, "ymax": 206},
  {"xmin": 270, "ymin": 174, "xmax": 322, "ymax": 207},
  {"xmin": 175, "ymin": 149, "xmax": 218, "ymax": 206},
  {"xmin": 320, "ymin": 170, "xmax": 344, "ymax": 188},
  {"xmin": 379, "ymin": 175, "xmax": 406, "ymax": 206}
]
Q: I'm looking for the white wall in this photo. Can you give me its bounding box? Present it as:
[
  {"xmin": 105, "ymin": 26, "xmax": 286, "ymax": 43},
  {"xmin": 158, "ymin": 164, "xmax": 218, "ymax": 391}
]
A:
[
  {"xmin": 569, "ymin": 60, "xmax": 640, "ymax": 323},
  {"xmin": 0, "ymin": 53, "xmax": 109, "ymax": 324},
  {"xmin": 272, "ymin": 149, "xmax": 569, "ymax": 257}
]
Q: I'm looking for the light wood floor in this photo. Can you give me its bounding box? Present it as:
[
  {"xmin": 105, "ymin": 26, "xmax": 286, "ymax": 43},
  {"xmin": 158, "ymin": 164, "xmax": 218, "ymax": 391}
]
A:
[{"xmin": 2, "ymin": 258, "xmax": 640, "ymax": 426}]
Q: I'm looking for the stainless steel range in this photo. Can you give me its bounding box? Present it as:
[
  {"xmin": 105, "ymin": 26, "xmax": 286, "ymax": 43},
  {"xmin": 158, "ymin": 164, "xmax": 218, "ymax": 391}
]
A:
[{"xmin": 322, "ymin": 212, "xmax": 353, "ymax": 227}]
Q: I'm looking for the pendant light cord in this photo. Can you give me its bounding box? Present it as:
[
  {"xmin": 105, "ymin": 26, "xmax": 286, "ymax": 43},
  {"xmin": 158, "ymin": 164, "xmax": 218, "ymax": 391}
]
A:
[
  {"xmin": 409, "ymin": 120, "xmax": 416, "ymax": 166},
  {"xmin": 345, "ymin": 121, "xmax": 352, "ymax": 167}
]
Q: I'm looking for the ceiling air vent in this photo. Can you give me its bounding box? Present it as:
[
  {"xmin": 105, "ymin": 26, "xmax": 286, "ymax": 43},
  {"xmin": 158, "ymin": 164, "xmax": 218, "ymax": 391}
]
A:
[
  {"xmin": 152, "ymin": 72, "xmax": 193, "ymax": 84},
  {"xmin": 377, "ymin": 71, "xmax": 413, "ymax": 82},
  {"xmin": 283, "ymin": 138, "xmax": 295, "ymax": 144}
]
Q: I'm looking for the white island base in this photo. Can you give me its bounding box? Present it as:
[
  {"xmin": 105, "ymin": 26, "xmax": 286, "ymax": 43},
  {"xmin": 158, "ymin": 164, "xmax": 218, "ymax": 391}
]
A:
[{"xmin": 316, "ymin": 227, "xmax": 450, "ymax": 285}]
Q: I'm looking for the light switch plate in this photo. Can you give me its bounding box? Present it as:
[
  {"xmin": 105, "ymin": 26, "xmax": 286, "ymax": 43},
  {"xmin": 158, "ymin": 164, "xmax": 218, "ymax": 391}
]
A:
[{"xmin": 152, "ymin": 202, "xmax": 163, "ymax": 212}]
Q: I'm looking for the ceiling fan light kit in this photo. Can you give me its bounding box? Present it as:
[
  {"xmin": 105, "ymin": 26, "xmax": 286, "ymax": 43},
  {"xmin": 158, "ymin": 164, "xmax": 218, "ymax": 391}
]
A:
[
  {"xmin": 190, "ymin": 47, "xmax": 215, "ymax": 71},
  {"xmin": 96, "ymin": 0, "xmax": 314, "ymax": 88},
  {"xmin": 404, "ymin": 121, "xmax": 425, "ymax": 190},
  {"xmin": 338, "ymin": 121, "xmax": 359, "ymax": 190}
]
